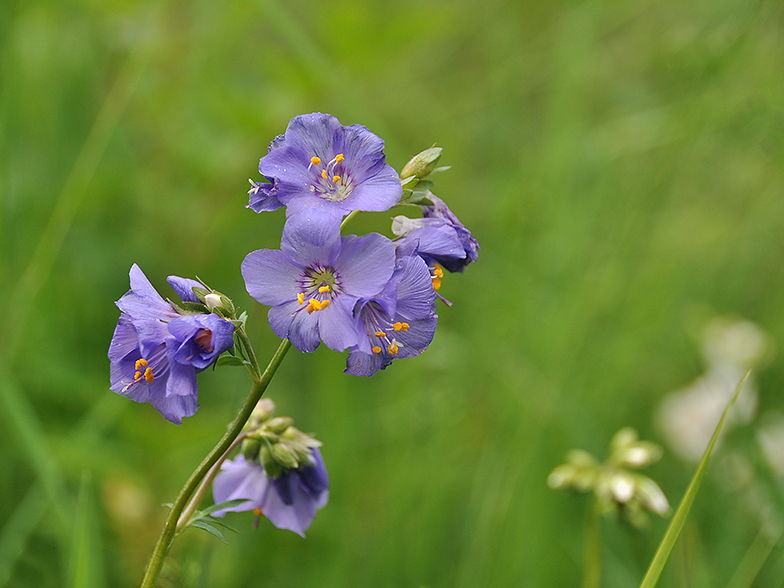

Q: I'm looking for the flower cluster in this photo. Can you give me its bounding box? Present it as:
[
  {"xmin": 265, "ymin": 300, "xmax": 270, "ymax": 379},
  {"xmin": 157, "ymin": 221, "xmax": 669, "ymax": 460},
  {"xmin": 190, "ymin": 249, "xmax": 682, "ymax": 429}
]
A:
[
  {"xmin": 548, "ymin": 428, "xmax": 670, "ymax": 528},
  {"xmin": 212, "ymin": 400, "xmax": 329, "ymax": 536},
  {"xmin": 108, "ymin": 264, "xmax": 236, "ymax": 424},
  {"xmin": 107, "ymin": 112, "xmax": 478, "ymax": 543},
  {"xmin": 244, "ymin": 112, "xmax": 479, "ymax": 375}
]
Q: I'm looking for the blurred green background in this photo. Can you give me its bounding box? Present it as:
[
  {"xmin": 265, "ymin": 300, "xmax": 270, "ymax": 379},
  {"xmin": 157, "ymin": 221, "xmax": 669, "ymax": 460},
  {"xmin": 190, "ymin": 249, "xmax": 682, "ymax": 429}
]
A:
[{"xmin": 3, "ymin": 0, "xmax": 784, "ymax": 586}]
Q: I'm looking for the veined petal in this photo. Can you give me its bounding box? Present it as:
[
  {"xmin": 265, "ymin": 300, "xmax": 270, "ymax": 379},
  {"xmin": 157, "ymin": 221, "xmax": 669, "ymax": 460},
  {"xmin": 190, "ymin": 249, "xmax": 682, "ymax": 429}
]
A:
[
  {"xmin": 166, "ymin": 275, "xmax": 204, "ymax": 303},
  {"xmin": 212, "ymin": 456, "xmax": 271, "ymax": 515},
  {"xmin": 334, "ymin": 233, "xmax": 395, "ymax": 297},
  {"xmin": 318, "ymin": 296, "xmax": 360, "ymax": 352},
  {"xmin": 242, "ymin": 249, "xmax": 303, "ymax": 306},
  {"xmin": 108, "ymin": 315, "xmax": 139, "ymax": 362},
  {"xmin": 117, "ymin": 264, "xmax": 179, "ymax": 320},
  {"xmin": 338, "ymin": 164, "xmax": 401, "ymax": 213},
  {"xmin": 165, "ymin": 358, "xmax": 198, "ymax": 398},
  {"xmin": 286, "ymin": 306, "xmax": 323, "ymax": 353},
  {"xmin": 280, "ymin": 210, "xmax": 342, "ymax": 269}
]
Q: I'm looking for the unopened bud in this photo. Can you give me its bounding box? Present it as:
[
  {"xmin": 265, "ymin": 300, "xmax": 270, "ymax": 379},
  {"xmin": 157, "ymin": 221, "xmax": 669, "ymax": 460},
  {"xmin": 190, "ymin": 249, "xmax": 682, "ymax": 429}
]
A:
[
  {"xmin": 265, "ymin": 416, "xmax": 293, "ymax": 435},
  {"xmin": 251, "ymin": 399, "xmax": 276, "ymax": 423},
  {"xmin": 401, "ymin": 147, "xmax": 442, "ymax": 181}
]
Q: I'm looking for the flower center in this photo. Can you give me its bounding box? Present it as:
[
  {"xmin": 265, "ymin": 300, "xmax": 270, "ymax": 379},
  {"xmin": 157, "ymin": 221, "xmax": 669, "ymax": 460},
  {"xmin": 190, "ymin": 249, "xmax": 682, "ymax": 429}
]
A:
[
  {"xmin": 307, "ymin": 153, "xmax": 352, "ymax": 202},
  {"xmin": 361, "ymin": 302, "xmax": 409, "ymax": 355},
  {"xmin": 295, "ymin": 267, "xmax": 340, "ymax": 314},
  {"xmin": 194, "ymin": 328, "xmax": 214, "ymax": 353}
]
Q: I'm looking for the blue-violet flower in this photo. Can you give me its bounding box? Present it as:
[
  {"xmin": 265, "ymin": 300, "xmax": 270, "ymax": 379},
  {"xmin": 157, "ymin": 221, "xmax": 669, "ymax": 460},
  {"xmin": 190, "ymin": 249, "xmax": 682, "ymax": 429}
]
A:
[
  {"xmin": 346, "ymin": 241, "xmax": 438, "ymax": 376},
  {"xmin": 392, "ymin": 193, "xmax": 480, "ymax": 273},
  {"xmin": 252, "ymin": 113, "xmax": 402, "ymax": 219},
  {"xmin": 242, "ymin": 210, "xmax": 396, "ymax": 353},
  {"xmin": 212, "ymin": 450, "xmax": 329, "ymax": 537},
  {"xmin": 108, "ymin": 265, "xmax": 236, "ymax": 424}
]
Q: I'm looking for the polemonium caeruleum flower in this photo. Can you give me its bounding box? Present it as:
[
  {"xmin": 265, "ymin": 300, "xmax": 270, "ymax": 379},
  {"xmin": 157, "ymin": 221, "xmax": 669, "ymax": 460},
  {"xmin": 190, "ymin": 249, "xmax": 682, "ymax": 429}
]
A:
[
  {"xmin": 242, "ymin": 210, "xmax": 396, "ymax": 353},
  {"xmin": 250, "ymin": 113, "xmax": 402, "ymax": 219},
  {"xmin": 108, "ymin": 265, "xmax": 236, "ymax": 424},
  {"xmin": 212, "ymin": 450, "xmax": 329, "ymax": 537},
  {"xmin": 346, "ymin": 242, "xmax": 437, "ymax": 376},
  {"xmin": 392, "ymin": 193, "xmax": 480, "ymax": 274}
]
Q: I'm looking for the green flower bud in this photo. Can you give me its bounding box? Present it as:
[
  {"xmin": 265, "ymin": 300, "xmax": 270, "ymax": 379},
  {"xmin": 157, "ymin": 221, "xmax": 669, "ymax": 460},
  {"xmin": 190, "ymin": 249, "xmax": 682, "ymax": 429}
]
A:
[
  {"xmin": 266, "ymin": 416, "xmax": 294, "ymax": 435},
  {"xmin": 241, "ymin": 437, "xmax": 262, "ymax": 462},
  {"xmin": 260, "ymin": 444, "xmax": 284, "ymax": 479},
  {"xmin": 271, "ymin": 442, "xmax": 300, "ymax": 469},
  {"xmin": 252, "ymin": 398, "xmax": 275, "ymax": 421},
  {"xmin": 401, "ymin": 147, "xmax": 442, "ymax": 181}
]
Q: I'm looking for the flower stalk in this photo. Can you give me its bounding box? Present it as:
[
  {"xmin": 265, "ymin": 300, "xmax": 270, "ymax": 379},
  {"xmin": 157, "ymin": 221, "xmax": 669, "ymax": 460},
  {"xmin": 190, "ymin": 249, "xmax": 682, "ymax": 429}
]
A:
[{"xmin": 139, "ymin": 336, "xmax": 291, "ymax": 588}]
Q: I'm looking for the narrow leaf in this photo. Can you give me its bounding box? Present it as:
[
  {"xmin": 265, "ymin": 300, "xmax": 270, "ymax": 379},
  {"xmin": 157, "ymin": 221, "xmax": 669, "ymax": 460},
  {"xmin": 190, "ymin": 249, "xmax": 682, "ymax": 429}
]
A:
[
  {"xmin": 190, "ymin": 521, "xmax": 228, "ymax": 544},
  {"xmin": 199, "ymin": 498, "xmax": 247, "ymax": 516},
  {"xmin": 639, "ymin": 371, "xmax": 751, "ymax": 588}
]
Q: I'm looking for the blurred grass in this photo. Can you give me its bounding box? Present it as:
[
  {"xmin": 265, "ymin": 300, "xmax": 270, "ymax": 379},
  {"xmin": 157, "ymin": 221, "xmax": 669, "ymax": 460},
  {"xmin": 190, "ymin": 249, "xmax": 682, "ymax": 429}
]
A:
[{"xmin": 2, "ymin": 0, "xmax": 784, "ymax": 586}]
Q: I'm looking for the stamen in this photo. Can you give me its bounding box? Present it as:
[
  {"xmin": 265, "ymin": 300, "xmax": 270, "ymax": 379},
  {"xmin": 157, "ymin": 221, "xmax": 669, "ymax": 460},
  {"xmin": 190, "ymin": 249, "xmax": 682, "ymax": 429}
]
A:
[
  {"xmin": 253, "ymin": 506, "xmax": 264, "ymax": 517},
  {"xmin": 321, "ymin": 169, "xmax": 328, "ymax": 179},
  {"xmin": 134, "ymin": 371, "xmax": 141, "ymax": 380},
  {"xmin": 319, "ymin": 285, "xmax": 330, "ymax": 293},
  {"xmin": 310, "ymin": 156, "xmax": 321, "ymax": 167},
  {"xmin": 393, "ymin": 322, "xmax": 409, "ymax": 331},
  {"xmin": 297, "ymin": 292, "xmax": 305, "ymax": 304},
  {"xmin": 135, "ymin": 358, "xmax": 148, "ymax": 371},
  {"xmin": 194, "ymin": 329, "xmax": 214, "ymax": 353},
  {"xmin": 374, "ymin": 331, "xmax": 386, "ymax": 337},
  {"xmin": 372, "ymin": 346, "xmax": 382, "ymax": 354},
  {"xmin": 335, "ymin": 153, "xmax": 344, "ymax": 163},
  {"xmin": 332, "ymin": 175, "xmax": 341, "ymax": 183},
  {"xmin": 433, "ymin": 264, "xmax": 444, "ymax": 279},
  {"xmin": 432, "ymin": 277, "xmax": 441, "ymax": 290},
  {"xmin": 388, "ymin": 341, "xmax": 399, "ymax": 355},
  {"xmin": 320, "ymin": 299, "xmax": 330, "ymax": 309},
  {"xmin": 307, "ymin": 299, "xmax": 320, "ymax": 314},
  {"xmin": 144, "ymin": 367, "xmax": 154, "ymax": 382}
]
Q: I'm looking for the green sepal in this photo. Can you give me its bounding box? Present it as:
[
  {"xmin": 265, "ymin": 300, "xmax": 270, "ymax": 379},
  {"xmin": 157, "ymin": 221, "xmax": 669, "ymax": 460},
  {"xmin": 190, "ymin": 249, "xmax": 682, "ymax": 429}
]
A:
[
  {"xmin": 191, "ymin": 287, "xmax": 210, "ymax": 303},
  {"xmin": 179, "ymin": 301, "xmax": 209, "ymax": 314},
  {"xmin": 412, "ymin": 180, "xmax": 434, "ymax": 192},
  {"xmin": 399, "ymin": 189, "xmax": 434, "ymax": 206},
  {"xmin": 216, "ymin": 354, "xmax": 245, "ymax": 367}
]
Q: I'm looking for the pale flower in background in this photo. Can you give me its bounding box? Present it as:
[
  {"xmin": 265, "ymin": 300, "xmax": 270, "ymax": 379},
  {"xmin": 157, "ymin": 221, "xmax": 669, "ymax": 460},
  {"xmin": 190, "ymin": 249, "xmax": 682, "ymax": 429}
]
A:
[{"xmin": 656, "ymin": 317, "xmax": 771, "ymax": 463}]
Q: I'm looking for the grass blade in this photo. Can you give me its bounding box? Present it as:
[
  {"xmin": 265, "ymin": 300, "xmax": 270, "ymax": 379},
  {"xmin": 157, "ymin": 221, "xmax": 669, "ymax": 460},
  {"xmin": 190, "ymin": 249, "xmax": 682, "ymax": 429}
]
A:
[
  {"xmin": 0, "ymin": 483, "xmax": 48, "ymax": 587},
  {"xmin": 639, "ymin": 371, "xmax": 751, "ymax": 588},
  {"xmin": 67, "ymin": 471, "xmax": 105, "ymax": 588}
]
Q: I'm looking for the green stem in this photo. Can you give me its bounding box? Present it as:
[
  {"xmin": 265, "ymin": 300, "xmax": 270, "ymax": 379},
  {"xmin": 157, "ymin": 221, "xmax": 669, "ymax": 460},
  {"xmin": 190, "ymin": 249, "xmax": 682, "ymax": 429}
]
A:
[
  {"xmin": 175, "ymin": 431, "xmax": 251, "ymax": 534},
  {"xmin": 139, "ymin": 337, "xmax": 292, "ymax": 588},
  {"xmin": 582, "ymin": 500, "xmax": 602, "ymax": 588}
]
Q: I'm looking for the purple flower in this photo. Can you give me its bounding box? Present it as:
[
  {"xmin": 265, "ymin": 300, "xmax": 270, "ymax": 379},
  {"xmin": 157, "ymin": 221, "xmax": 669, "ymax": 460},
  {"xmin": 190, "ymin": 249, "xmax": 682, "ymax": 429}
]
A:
[
  {"xmin": 253, "ymin": 113, "xmax": 402, "ymax": 219},
  {"xmin": 247, "ymin": 180, "xmax": 282, "ymax": 213},
  {"xmin": 393, "ymin": 194, "xmax": 480, "ymax": 273},
  {"xmin": 242, "ymin": 210, "xmax": 396, "ymax": 353},
  {"xmin": 212, "ymin": 450, "xmax": 329, "ymax": 537},
  {"xmin": 108, "ymin": 265, "xmax": 236, "ymax": 424},
  {"xmin": 346, "ymin": 242, "xmax": 438, "ymax": 376}
]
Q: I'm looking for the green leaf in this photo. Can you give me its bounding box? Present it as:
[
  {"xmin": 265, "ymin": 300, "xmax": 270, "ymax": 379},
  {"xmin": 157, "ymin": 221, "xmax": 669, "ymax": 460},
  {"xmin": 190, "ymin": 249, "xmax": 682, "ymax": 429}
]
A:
[
  {"xmin": 639, "ymin": 371, "xmax": 751, "ymax": 588},
  {"xmin": 190, "ymin": 521, "xmax": 229, "ymax": 544},
  {"xmin": 200, "ymin": 517, "xmax": 240, "ymax": 534},
  {"xmin": 199, "ymin": 498, "xmax": 248, "ymax": 516}
]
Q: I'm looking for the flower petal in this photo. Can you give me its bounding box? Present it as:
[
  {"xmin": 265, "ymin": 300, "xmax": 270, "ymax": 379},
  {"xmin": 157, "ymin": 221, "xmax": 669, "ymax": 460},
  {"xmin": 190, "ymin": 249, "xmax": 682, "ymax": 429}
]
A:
[
  {"xmin": 242, "ymin": 249, "xmax": 303, "ymax": 306},
  {"xmin": 334, "ymin": 233, "xmax": 395, "ymax": 297}
]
